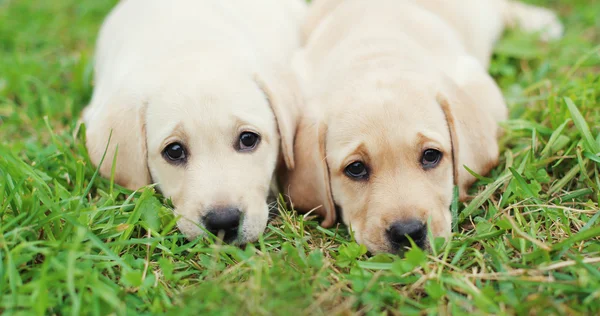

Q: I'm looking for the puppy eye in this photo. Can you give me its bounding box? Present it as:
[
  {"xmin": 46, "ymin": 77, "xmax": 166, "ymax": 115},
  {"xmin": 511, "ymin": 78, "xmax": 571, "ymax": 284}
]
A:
[
  {"xmin": 163, "ymin": 143, "xmax": 187, "ymax": 164},
  {"xmin": 238, "ymin": 132, "xmax": 260, "ymax": 152},
  {"xmin": 345, "ymin": 161, "xmax": 369, "ymax": 180},
  {"xmin": 421, "ymin": 149, "xmax": 442, "ymax": 169}
]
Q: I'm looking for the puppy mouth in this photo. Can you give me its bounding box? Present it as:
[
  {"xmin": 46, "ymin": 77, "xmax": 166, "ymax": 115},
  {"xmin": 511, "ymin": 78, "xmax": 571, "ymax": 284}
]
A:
[
  {"xmin": 334, "ymin": 204, "xmax": 344, "ymax": 224},
  {"xmin": 336, "ymin": 203, "xmax": 429, "ymax": 255},
  {"xmin": 389, "ymin": 227, "xmax": 427, "ymax": 247},
  {"xmin": 178, "ymin": 196, "xmax": 271, "ymax": 245},
  {"xmin": 209, "ymin": 227, "xmax": 242, "ymax": 244},
  {"xmin": 389, "ymin": 235, "xmax": 429, "ymax": 254}
]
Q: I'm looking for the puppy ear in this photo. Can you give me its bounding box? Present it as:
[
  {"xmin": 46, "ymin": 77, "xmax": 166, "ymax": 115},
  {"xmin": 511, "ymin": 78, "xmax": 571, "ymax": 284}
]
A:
[
  {"xmin": 83, "ymin": 94, "xmax": 150, "ymax": 190},
  {"xmin": 254, "ymin": 71, "xmax": 300, "ymax": 170},
  {"xmin": 436, "ymin": 82, "xmax": 501, "ymax": 201},
  {"xmin": 282, "ymin": 116, "xmax": 336, "ymax": 228}
]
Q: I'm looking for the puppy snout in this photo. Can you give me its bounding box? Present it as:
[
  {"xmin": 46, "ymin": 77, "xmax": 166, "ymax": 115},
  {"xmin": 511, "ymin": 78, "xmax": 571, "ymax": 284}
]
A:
[
  {"xmin": 387, "ymin": 220, "xmax": 427, "ymax": 250},
  {"xmin": 203, "ymin": 207, "xmax": 242, "ymax": 242}
]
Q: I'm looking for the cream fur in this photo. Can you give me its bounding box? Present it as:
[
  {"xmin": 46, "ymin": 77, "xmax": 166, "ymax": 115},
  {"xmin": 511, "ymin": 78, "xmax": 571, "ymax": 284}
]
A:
[
  {"xmin": 285, "ymin": 0, "xmax": 562, "ymax": 253},
  {"xmin": 82, "ymin": 0, "xmax": 306, "ymax": 244}
]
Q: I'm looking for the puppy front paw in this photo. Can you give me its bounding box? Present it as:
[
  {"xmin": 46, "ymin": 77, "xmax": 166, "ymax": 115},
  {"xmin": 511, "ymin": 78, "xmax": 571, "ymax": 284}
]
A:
[
  {"xmin": 506, "ymin": 2, "xmax": 564, "ymax": 42},
  {"xmin": 520, "ymin": 5, "xmax": 564, "ymax": 41}
]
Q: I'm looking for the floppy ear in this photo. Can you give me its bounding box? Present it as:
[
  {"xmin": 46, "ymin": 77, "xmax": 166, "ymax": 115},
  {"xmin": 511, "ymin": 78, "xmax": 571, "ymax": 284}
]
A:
[
  {"xmin": 254, "ymin": 71, "xmax": 300, "ymax": 170},
  {"xmin": 281, "ymin": 115, "xmax": 336, "ymax": 228},
  {"xmin": 436, "ymin": 81, "xmax": 501, "ymax": 201},
  {"xmin": 83, "ymin": 94, "xmax": 150, "ymax": 190}
]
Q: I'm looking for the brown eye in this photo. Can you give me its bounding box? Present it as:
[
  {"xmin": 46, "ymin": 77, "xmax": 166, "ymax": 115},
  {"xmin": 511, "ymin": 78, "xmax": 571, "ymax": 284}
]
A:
[
  {"xmin": 238, "ymin": 132, "xmax": 260, "ymax": 151},
  {"xmin": 421, "ymin": 149, "xmax": 442, "ymax": 169},
  {"xmin": 163, "ymin": 143, "xmax": 187, "ymax": 164},
  {"xmin": 345, "ymin": 161, "xmax": 369, "ymax": 180}
]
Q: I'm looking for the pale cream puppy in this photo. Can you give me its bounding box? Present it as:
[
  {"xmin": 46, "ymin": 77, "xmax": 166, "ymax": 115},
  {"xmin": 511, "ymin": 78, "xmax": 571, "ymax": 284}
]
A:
[
  {"xmin": 83, "ymin": 0, "xmax": 306, "ymax": 244},
  {"xmin": 284, "ymin": 0, "xmax": 563, "ymax": 253}
]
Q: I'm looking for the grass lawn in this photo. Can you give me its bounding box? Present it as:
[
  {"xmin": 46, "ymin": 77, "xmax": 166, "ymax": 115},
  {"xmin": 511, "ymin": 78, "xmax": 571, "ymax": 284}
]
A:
[{"xmin": 1, "ymin": 0, "xmax": 599, "ymax": 314}]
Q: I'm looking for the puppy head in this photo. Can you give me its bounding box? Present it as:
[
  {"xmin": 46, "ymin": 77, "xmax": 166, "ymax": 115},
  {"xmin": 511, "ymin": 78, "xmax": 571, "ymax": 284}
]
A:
[
  {"xmin": 84, "ymin": 63, "xmax": 298, "ymax": 245},
  {"xmin": 285, "ymin": 72, "xmax": 499, "ymax": 253}
]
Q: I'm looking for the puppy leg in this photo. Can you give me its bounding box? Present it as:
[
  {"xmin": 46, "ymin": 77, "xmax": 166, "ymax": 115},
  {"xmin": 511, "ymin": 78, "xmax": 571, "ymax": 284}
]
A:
[{"xmin": 503, "ymin": 1, "xmax": 564, "ymax": 41}]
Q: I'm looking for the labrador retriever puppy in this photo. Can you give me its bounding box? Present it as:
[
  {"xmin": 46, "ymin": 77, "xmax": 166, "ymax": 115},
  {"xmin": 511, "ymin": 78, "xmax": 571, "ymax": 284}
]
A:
[
  {"xmin": 82, "ymin": 0, "xmax": 306, "ymax": 244},
  {"xmin": 284, "ymin": 0, "xmax": 562, "ymax": 253}
]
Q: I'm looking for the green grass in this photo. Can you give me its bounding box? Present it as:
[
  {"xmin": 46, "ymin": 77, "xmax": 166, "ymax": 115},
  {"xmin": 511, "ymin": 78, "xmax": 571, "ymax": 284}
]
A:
[{"xmin": 1, "ymin": 0, "xmax": 599, "ymax": 314}]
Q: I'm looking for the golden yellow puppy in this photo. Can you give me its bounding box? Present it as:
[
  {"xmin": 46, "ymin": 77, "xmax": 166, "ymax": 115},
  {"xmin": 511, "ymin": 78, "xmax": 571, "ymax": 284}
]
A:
[
  {"xmin": 82, "ymin": 0, "xmax": 306, "ymax": 244},
  {"xmin": 283, "ymin": 0, "xmax": 562, "ymax": 253}
]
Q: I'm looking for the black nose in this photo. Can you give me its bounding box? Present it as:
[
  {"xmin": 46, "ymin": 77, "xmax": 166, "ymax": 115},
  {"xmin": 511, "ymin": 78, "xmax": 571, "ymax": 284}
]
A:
[
  {"xmin": 203, "ymin": 207, "xmax": 241, "ymax": 242},
  {"xmin": 387, "ymin": 220, "xmax": 427, "ymax": 250}
]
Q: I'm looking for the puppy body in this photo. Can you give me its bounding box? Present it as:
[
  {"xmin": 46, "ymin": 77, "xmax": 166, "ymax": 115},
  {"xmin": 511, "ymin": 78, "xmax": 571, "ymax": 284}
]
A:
[
  {"xmin": 83, "ymin": 0, "xmax": 305, "ymax": 243},
  {"xmin": 286, "ymin": 0, "xmax": 562, "ymax": 253}
]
